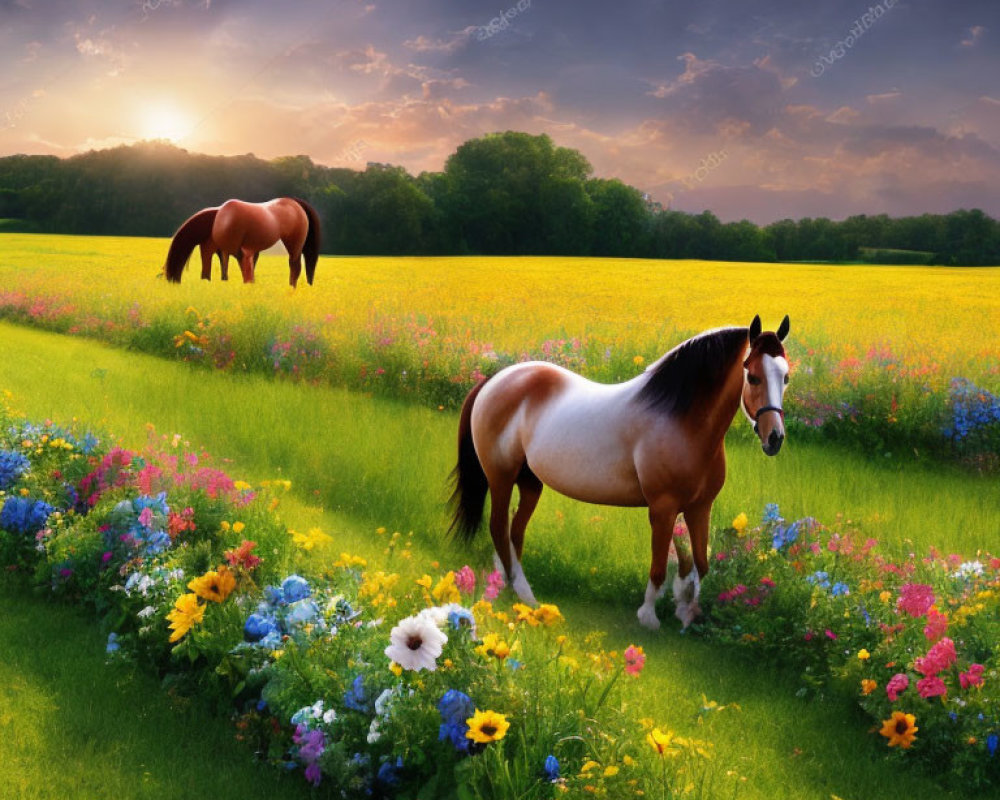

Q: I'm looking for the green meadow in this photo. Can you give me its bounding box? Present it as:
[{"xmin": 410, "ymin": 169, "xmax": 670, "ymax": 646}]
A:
[{"xmin": 1, "ymin": 319, "xmax": 996, "ymax": 799}]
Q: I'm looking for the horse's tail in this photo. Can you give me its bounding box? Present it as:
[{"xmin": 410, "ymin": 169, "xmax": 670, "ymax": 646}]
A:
[
  {"xmin": 292, "ymin": 197, "xmax": 322, "ymax": 285},
  {"xmin": 164, "ymin": 208, "xmax": 217, "ymax": 283},
  {"xmin": 448, "ymin": 377, "xmax": 491, "ymax": 542}
]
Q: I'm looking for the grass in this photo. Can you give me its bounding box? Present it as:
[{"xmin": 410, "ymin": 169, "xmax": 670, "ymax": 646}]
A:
[
  {"xmin": 0, "ymin": 321, "xmax": 993, "ymax": 799},
  {"xmin": 0, "ymin": 575, "xmax": 313, "ymax": 800}
]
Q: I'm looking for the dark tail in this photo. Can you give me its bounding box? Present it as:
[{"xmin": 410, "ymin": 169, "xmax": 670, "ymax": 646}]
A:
[
  {"xmin": 448, "ymin": 378, "xmax": 491, "ymax": 542},
  {"xmin": 164, "ymin": 208, "xmax": 217, "ymax": 283},
  {"xmin": 292, "ymin": 197, "xmax": 322, "ymax": 285}
]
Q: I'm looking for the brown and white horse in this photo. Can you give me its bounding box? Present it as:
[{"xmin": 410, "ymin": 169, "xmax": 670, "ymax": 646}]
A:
[
  {"xmin": 450, "ymin": 315, "xmax": 791, "ymax": 629},
  {"xmin": 163, "ymin": 197, "xmax": 321, "ymax": 287}
]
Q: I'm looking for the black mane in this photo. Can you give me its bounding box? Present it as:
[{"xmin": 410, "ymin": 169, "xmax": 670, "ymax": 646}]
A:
[{"xmin": 636, "ymin": 327, "xmax": 749, "ymax": 416}]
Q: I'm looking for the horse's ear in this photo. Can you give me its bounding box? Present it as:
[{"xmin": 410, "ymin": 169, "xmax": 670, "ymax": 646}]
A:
[
  {"xmin": 749, "ymin": 315, "xmax": 762, "ymax": 343},
  {"xmin": 776, "ymin": 315, "xmax": 790, "ymax": 342}
]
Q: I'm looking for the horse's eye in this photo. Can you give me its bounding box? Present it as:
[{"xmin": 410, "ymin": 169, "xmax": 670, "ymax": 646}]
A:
[{"xmin": 747, "ymin": 375, "xmax": 761, "ymax": 386}]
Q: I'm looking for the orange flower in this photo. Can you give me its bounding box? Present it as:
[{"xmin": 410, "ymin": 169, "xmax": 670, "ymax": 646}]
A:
[
  {"xmin": 880, "ymin": 711, "xmax": 918, "ymax": 749},
  {"xmin": 188, "ymin": 566, "xmax": 237, "ymax": 603}
]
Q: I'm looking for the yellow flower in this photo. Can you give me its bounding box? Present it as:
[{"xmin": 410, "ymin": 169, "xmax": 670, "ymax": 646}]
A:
[
  {"xmin": 880, "ymin": 712, "xmax": 918, "ymax": 749},
  {"xmin": 732, "ymin": 512, "xmax": 748, "ymax": 534},
  {"xmin": 580, "ymin": 760, "xmax": 600, "ymax": 775},
  {"xmin": 432, "ymin": 571, "xmax": 461, "ymax": 604},
  {"xmin": 416, "ymin": 574, "xmax": 433, "ymax": 590},
  {"xmin": 167, "ymin": 593, "xmax": 205, "ymax": 642},
  {"xmin": 604, "ymin": 766, "xmax": 620, "ymax": 777},
  {"xmin": 513, "ymin": 602, "xmax": 539, "ymax": 626},
  {"xmin": 647, "ymin": 728, "xmax": 678, "ymax": 757},
  {"xmin": 879, "ymin": 590, "xmax": 892, "ymax": 604},
  {"xmin": 861, "ymin": 679, "xmax": 877, "ymax": 696},
  {"xmin": 334, "ymin": 552, "xmax": 368, "ymax": 569},
  {"xmin": 232, "ymin": 521, "xmax": 246, "ymax": 533},
  {"xmin": 187, "ymin": 567, "xmax": 237, "ymax": 603},
  {"xmin": 633, "ymin": 355, "xmax": 645, "ymax": 366},
  {"xmin": 476, "ymin": 632, "xmax": 511, "ymax": 661},
  {"xmin": 534, "ymin": 603, "xmax": 563, "ymax": 626},
  {"xmin": 858, "ymin": 649, "xmax": 871, "ymax": 661},
  {"xmin": 291, "ymin": 527, "xmax": 332, "ymax": 551},
  {"xmin": 466, "ymin": 710, "xmax": 510, "ymax": 744},
  {"xmin": 389, "ymin": 662, "xmax": 402, "ymax": 677}
]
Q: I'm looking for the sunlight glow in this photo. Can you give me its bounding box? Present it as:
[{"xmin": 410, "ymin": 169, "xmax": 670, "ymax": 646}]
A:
[{"xmin": 139, "ymin": 102, "xmax": 192, "ymax": 143}]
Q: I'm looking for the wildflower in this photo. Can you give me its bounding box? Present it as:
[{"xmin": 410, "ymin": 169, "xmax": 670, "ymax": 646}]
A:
[
  {"xmin": 604, "ymin": 766, "xmax": 620, "ymax": 777},
  {"xmin": 857, "ymin": 649, "xmax": 871, "ymax": 661},
  {"xmin": 897, "ymin": 584, "xmax": 935, "ymax": 617},
  {"xmin": 633, "ymin": 355, "xmax": 645, "ymax": 366},
  {"xmin": 281, "ymin": 574, "xmax": 311, "ymax": 603},
  {"xmin": 647, "ymin": 728, "xmax": 677, "ymax": 757},
  {"xmin": 376, "ymin": 757, "xmax": 403, "ymax": 787},
  {"xmin": 0, "ymin": 450, "xmax": 30, "ymax": 490},
  {"xmin": 988, "ymin": 734, "xmax": 998, "ymax": 758},
  {"xmin": 344, "ymin": 675, "xmax": 370, "ymax": 713},
  {"xmin": 886, "ymin": 673, "xmax": 909, "ymax": 702},
  {"xmin": 917, "ymin": 676, "xmax": 947, "ymax": 699},
  {"xmin": 438, "ymin": 689, "xmax": 475, "ymax": 752},
  {"xmin": 106, "ymin": 632, "xmax": 121, "ymax": 654},
  {"xmin": 544, "ymin": 755, "xmax": 560, "ymax": 782},
  {"xmin": 334, "ymin": 552, "xmax": 367, "ymax": 569},
  {"xmin": 624, "ymin": 645, "xmax": 646, "ymax": 676},
  {"xmin": 914, "ymin": 637, "xmax": 956, "ymax": 677},
  {"xmin": 166, "ymin": 593, "xmax": 205, "ymax": 642},
  {"xmin": 244, "ymin": 613, "xmax": 277, "ymax": 644},
  {"xmin": 959, "ymin": 664, "xmax": 985, "ymax": 690},
  {"xmin": 476, "ymin": 632, "xmax": 511, "ymax": 661},
  {"xmin": 534, "ymin": 603, "xmax": 563, "ymax": 626},
  {"xmin": 879, "ymin": 711, "xmax": 918, "ymax": 749},
  {"xmin": 384, "ymin": 614, "xmax": 448, "ymax": 672},
  {"xmin": 454, "ymin": 565, "xmax": 476, "ymax": 595},
  {"xmin": 224, "ymin": 540, "xmax": 261, "ymax": 570},
  {"xmin": 861, "ymin": 679, "xmax": 877, "ymax": 696},
  {"xmin": 484, "ymin": 569, "xmax": 505, "ymax": 600},
  {"xmin": 187, "ymin": 567, "xmax": 236, "ymax": 603},
  {"xmin": 513, "ymin": 602, "xmax": 539, "ymax": 626},
  {"xmin": 923, "ymin": 609, "xmax": 948, "ymax": 642},
  {"xmin": 732, "ymin": 512, "xmax": 748, "ymax": 534},
  {"xmin": 465, "ymin": 709, "xmax": 509, "ymax": 744},
  {"xmin": 291, "ymin": 527, "xmax": 332, "ymax": 551}
]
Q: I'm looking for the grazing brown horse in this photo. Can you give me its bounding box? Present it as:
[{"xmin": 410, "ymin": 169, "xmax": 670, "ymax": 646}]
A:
[
  {"xmin": 163, "ymin": 197, "xmax": 321, "ymax": 287},
  {"xmin": 450, "ymin": 315, "xmax": 791, "ymax": 629}
]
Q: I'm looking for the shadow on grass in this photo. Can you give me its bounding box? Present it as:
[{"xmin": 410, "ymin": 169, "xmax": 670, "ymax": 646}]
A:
[{"xmin": 0, "ymin": 577, "xmax": 312, "ymax": 800}]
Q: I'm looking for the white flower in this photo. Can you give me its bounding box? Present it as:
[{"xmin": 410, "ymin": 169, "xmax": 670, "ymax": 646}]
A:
[
  {"xmin": 322, "ymin": 708, "xmax": 337, "ymax": 725},
  {"xmin": 384, "ymin": 614, "xmax": 447, "ymax": 672},
  {"xmin": 137, "ymin": 605, "xmax": 156, "ymax": 619}
]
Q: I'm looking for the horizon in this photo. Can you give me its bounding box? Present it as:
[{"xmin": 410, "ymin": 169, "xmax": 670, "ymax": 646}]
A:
[{"xmin": 2, "ymin": 0, "xmax": 999, "ymax": 224}]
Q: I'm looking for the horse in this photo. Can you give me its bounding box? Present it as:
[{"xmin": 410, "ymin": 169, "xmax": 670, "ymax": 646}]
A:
[
  {"xmin": 449, "ymin": 315, "xmax": 791, "ymax": 630},
  {"xmin": 162, "ymin": 197, "xmax": 321, "ymax": 287}
]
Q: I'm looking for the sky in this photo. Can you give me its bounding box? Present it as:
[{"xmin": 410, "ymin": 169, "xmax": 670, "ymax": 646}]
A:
[{"xmin": 1, "ymin": 0, "xmax": 998, "ymax": 223}]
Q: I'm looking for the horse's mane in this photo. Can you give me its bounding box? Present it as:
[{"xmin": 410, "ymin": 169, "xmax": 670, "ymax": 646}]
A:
[{"xmin": 636, "ymin": 327, "xmax": 749, "ymax": 416}]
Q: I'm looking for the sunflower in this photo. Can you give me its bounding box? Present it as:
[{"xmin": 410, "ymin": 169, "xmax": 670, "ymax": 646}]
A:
[
  {"xmin": 384, "ymin": 613, "xmax": 448, "ymax": 671},
  {"xmin": 465, "ymin": 709, "xmax": 510, "ymax": 744},
  {"xmin": 880, "ymin": 711, "xmax": 918, "ymax": 749},
  {"xmin": 188, "ymin": 566, "xmax": 237, "ymax": 603},
  {"xmin": 166, "ymin": 593, "xmax": 205, "ymax": 642}
]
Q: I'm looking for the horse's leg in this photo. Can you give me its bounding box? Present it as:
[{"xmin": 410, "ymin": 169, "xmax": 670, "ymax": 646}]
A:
[
  {"xmin": 675, "ymin": 503, "xmax": 712, "ymax": 628},
  {"xmin": 239, "ymin": 249, "xmax": 255, "ymax": 283},
  {"xmin": 506, "ymin": 467, "xmax": 543, "ymax": 605},
  {"xmin": 218, "ymin": 251, "xmax": 230, "ymax": 281},
  {"xmin": 287, "ymin": 248, "xmax": 303, "ymax": 289},
  {"xmin": 638, "ymin": 499, "xmax": 678, "ymax": 630},
  {"xmin": 199, "ymin": 242, "xmax": 212, "ymax": 280},
  {"xmin": 487, "ymin": 477, "xmax": 516, "ymax": 587}
]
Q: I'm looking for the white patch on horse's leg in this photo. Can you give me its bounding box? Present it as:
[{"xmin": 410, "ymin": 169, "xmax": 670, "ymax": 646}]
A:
[
  {"xmin": 508, "ymin": 542, "xmax": 537, "ymax": 605},
  {"xmin": 673, "ymin": 571, "xmax": 701, "ymax": 628},
  {"xmin": 637, "ymin": 578, "xmax": 661, "ymax": 630}
]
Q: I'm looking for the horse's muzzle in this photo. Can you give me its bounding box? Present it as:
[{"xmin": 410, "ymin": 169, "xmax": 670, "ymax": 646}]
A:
[{"xmin": 762, "ymin": 429, "xmax": 784, "ymax": 456}]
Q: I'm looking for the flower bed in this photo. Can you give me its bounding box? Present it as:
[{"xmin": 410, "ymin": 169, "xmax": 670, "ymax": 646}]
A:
[
  {"xmin": 0, "ymin": 403, "xmax": 728, "ymax": 798},
  {"xmin": 704, "ymin": 506, "xmax": 1000, "ymax": 787}
]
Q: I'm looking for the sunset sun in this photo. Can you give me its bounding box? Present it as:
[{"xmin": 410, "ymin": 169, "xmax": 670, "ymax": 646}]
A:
[{"xmin": 139, "ymin": 103, "xmax": 192, "ymax": 143}]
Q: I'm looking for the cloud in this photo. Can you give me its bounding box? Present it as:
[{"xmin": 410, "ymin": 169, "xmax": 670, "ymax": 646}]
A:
[{"xmin": 960, "ymin": 25, "xmax": 986, "ymax": 48}]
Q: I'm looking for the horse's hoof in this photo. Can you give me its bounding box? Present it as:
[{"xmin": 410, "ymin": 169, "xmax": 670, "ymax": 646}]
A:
[
  {"xmin": 637, "ymin": 604, "xmax": 661, "ymax": 630},
  {"xmin": 675, "ymin": 601, "xmax": 701, "ymax": 630}
]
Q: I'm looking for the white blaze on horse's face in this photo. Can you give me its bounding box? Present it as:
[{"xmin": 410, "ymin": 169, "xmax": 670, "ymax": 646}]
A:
[{"xmin": 742, "ymin": 350, "xmax": 789, "ymax": 456}]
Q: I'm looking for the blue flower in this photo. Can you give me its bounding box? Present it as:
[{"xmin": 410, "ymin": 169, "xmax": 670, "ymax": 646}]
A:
[
  {"xmin": 106, "ymin": 632, "xmax": 120, "ymax": 654},
  {"xmin": 447, "ymin": 607, "xmax": 476, "ymax": 632},
  {"xmin": 438, "ymin": 689, "xmax": 474, "ymax": 753},
  {"xmin": 988, "ymin": 733, "xmax": 998, "ymax": 758},
  {"xmin": 762, "ymin": 503, "xmax": 781, "ymax": 524},
  {"xmin": 344, "ymin": 674, "xmax": 370, "ymax": 713},
  {"xmin": 376, "ymin": 756, "xmax": 403, "ymax": 787},
  {"xmin": 544, "ymin": 755, "xmax": 560, "ymax": 782},
  {"xmin": 1, "ymin": 496, "xmax": 54, "ymax": 535},
  {"xmin": 806, "ymin": 571, "xmax": 830, "ymax": 589},
  {"xmin": 286, "ymin": 599, "xmax": 319, "ymax": 626},
  {"xmin": 831, "ymin": 582, "xmax": 850, "ymax": 597},
  {"xmin": 281, "ymin": 574, "xmax": 311, "ymax": 603},
  {"xmin": 771, "ymin": 521, "xmax": 800, "ymax": 550},
  {"xmin": 0, "ymin": 450, "xmax": 29, "ymax": 490},
  {"xmin": 244, "ymin": 613, "xmax": 277, "ymax": 643}
]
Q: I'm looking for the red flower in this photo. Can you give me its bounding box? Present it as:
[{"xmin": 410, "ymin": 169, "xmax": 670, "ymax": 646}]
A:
[{"xmin": 225, "ymin": 540, "xmax": 261, "ymax": 571}]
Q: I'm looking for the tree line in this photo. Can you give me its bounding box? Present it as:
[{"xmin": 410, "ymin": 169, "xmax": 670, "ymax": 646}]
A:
[{"xmin": 1, "ymin": 132, "xmax": 997, "ymax": 265}]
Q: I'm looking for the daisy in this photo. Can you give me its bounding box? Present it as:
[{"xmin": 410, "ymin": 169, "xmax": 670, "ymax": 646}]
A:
[{"xmin": 384, "ymin": 614, "xmax": 448, "ymax": 671}]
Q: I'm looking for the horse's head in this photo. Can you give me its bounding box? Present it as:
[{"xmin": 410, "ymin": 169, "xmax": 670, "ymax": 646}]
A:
[{"xmin": 741, "ymin": 315, "xmax": 790, "ymax": 456}]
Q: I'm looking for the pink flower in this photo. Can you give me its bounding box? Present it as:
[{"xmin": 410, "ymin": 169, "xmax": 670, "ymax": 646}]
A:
[
  {"xmin": 915, "ymin": 637, "xmax": 956, "ymax": 677},
  {"xmin": 825, "ymin": 629, "xmax": 837, "ymax": 640},
  {"xmin": 960, "ymin": 664, "xmax": 985, "ymax": 690},
  {"xmin": 897, "ymin": 583, "xmax": 935, "ymax": 617},
  {"xmin": 624, "ymin": 645, "xmax": 646, "ymax": 676},
  {"xmin": 886, "ymin": 673, "xmax": 909, "ymax": 702},
  {"xmin": 453, "ymin": 565, "xmax": 476, "ymax": 595},
  {"xmin": 759, "ymin": 577, "xmax": 776, "ymax": 588},
  {"xmin": 917, "ymin": 675, "xmax": 947, "ymax": 699},
  {"xmin": 137, "ymin": 507, "xmax": 154, "ymax": 528},
  {"xmin": 923, "ymin": 609, "xmax": 948, "ymax": 642},
  {"xmin": 483, "ymin": 569, "xmax": 505, "ymax": 601}
]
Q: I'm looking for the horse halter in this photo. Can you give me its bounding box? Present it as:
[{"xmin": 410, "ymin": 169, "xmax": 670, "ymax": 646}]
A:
[{"xmin": 751, "ymin": 403, "xmax": 784, "ymax": 435}]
